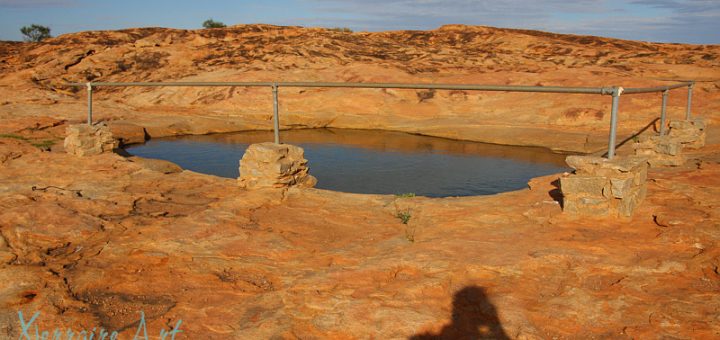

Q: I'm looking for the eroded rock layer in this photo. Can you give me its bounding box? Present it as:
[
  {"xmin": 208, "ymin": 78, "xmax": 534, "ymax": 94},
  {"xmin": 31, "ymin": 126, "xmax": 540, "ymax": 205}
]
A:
[{"xmin": 1, "ymin": 24, "xmax": 718, "ymax": 152}]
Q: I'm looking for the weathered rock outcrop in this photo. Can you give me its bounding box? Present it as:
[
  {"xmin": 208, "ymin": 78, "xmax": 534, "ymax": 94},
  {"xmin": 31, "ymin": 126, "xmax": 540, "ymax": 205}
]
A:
[
  {"xmin": 107, "ymin": 121, "xmax": 147, "ymax": 146},
  {"xmin": 238, "ymin": 142, "xmax": 317, "ymax": 189}
]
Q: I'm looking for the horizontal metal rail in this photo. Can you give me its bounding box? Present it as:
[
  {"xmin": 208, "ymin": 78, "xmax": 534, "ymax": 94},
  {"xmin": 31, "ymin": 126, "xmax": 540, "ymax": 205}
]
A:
[
  {"xmin": 66, "ymin": 81, "xmax": 614, "ymax": 95},
  {"xmin": 273, "ymin": 82, "xmax": 612, "ymax": 94},
  {"xmin": 622, "ymin": 81, "xmax": 692, "ymax": 94},
  {"xmin": 67, "ymin": 82, "xmax": 275, "ymax": 87},
  {"xmin": 63, "ymin": 80, "xmax": 695, "ymax": 159}
]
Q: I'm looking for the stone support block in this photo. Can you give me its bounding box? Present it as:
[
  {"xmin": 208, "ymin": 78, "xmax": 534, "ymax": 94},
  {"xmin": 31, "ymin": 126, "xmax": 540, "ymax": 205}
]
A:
[
  {"xmin": 610, "ymin": 178, "xmax": 633, "ymax": 199},
  {"xmin": 563, "ymin": 196, "xmax": 610, "ymax": 216},
  {"xmin": 561, "ymin": 155, "xmax": 648, "ymax": 217},
  {"xmin": 64, "ymin": 123, "xmax": 118, "ymax": 156},
  {"xmin": 238, "ymin": 142, "xmax": 317, "ymax": 189},
  {"xmin": 633, "ymin": 135, "xmax": 685, "ymax": 167},
  {"xmin": 559, "ymin": 176, "xmax": 608, "ymax": 197},
  {"xmin": 669, "ymin": 118, "xmax": 706, "ymax": 149}
]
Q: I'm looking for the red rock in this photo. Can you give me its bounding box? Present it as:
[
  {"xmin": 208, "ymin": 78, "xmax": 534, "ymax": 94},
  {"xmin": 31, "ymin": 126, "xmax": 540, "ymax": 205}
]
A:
[{"xmin": 107, "ymin": 121, "xmax": 147, "ymax": 145}]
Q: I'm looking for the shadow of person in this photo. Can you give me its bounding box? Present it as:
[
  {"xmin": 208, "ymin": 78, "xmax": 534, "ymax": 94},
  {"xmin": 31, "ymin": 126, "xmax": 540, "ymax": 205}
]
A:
[
  {"xmin": 549, "ymin": 178, "xmax": 564, "ymax": 208},
  {"xmin": 410, "ymin": 286, "xmax": 509, "ymax": 340}
]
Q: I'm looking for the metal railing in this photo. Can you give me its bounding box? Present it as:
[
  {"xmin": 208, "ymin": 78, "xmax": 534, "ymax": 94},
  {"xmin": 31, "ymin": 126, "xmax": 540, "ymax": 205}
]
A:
[{"xmin": 65, "ymin": 80, "xmax": 695, "ymax": 159}]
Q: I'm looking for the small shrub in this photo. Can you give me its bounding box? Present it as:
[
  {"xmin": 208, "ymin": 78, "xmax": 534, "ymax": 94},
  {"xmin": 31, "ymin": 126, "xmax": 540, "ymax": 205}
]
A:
[
  {"xmin": 328, "ymin": 27, "xmax": 353, "ymax": 33},
  {"xmin": 115, "ymin": 59, "xmax": 132, "ymax": 72},
  {"xmin": 397, "ymin": 211, "xmax": 411, "ymax": 224},
  {"xmin": 132, "ymin": 52, "xmax": 169, "ymax": 70},
  {"xmin": 203, "ymin": 19, "xmax": 226, "ymax": 29},
  {"xmin": 394, "ymin": 207, "xmax": 414, "ymax": 242},
  {"xmin": 395, "ymin": 193, "xmax": 416, "ymax": 198},
  {"xmin": 405, "ymin": 226, "xmax": 415, "ymax": 243},
  {"xmin": 416, "ymin": 89, "xmax": 435, "ymax": 102},
  {"xmin": 20, "ymin": 24, "xmax": 51, "ymax": 42}
]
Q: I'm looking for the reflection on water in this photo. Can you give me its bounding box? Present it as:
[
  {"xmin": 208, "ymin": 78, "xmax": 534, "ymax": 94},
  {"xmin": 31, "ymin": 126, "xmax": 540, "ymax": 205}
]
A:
[{"xmin": 126, "ymin": 128, "xmax": 570, "ymax": 197}]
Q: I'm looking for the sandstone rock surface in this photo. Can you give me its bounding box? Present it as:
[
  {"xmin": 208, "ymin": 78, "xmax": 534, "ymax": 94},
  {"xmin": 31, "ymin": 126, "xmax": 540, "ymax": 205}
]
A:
[
  {"xmin": 1, "ymin": 116, "xmax": 719, "ymax": 338},
  {"xmin": 127, "ymin": 156, "xmax": 183, "ymax": 174},
  {"xmin": 0, "ymin": 24, "xmax": 719, "ymax": 339},
  {"xmin": 107, "ymin": 121, "xmax": 147, "ymax": 145}
]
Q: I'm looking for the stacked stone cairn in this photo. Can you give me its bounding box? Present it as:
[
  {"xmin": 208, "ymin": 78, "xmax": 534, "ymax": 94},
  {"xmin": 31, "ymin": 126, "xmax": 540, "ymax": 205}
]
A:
[
  {"xmin": 633, "ymin": 117, "xmax": 705, "ymax": 167},
  {"xmin": 560, "ymin": 155, "xmax": 648, "ymax": 217},
  {"xmin": 238, "ymin": 142, "xmax": 317, "ymax": 189},
  {"xmin": 64, "ymin": 123, "xmax": 118, "ymax": 156}
]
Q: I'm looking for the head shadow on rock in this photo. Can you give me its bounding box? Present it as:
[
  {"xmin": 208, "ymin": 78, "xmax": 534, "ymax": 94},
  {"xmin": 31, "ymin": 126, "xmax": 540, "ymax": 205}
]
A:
[
  {"xmin": 410, "ymin": 285, "xmax": 509, "ymax": 340},
  {"xmin": 549, "ymin": 178, "xmax": 563, "ymax": 208}
]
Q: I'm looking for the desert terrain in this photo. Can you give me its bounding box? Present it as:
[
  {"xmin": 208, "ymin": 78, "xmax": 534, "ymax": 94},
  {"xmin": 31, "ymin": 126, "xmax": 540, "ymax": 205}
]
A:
[{"xmin": 1, "ymin": 24, "xmax": 720, "ymax": 338}]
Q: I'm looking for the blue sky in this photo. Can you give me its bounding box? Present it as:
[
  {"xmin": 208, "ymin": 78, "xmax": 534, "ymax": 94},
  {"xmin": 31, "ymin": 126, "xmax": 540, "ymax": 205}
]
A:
[{"xmin": 0, "ymin": 0, "xmax": 717, "ymax": 44}]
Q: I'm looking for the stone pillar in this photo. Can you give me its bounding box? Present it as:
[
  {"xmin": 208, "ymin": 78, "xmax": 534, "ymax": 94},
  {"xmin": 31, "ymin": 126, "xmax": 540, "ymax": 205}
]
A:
[
  {"xmin": 560, "ymin": 155, "xmax": 648, "ymax": 217},
  {"xmin": 238, "ymin": 142, "xmax": 317, "ymax": 189},
  {"xmin": 633, "ymin": 135, "xmax": 685, "ymax": 167},
  {"xmin": 669, "ymin": 118, "xmax": 705, "ymax": 149},
  {"xmin": 64, "ymin": 123, "xmax": 118, "ymax": 156}
]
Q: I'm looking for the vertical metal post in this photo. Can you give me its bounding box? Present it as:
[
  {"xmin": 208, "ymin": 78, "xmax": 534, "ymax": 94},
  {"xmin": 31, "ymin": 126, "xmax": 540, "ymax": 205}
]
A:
[
  {"xmin": 660, "ymin": 90, "xmax": 669, "ymax": 136},
  {"xmin": 86, "ymin": 82, "xmax": 93, "ymax": 126},
  {"xmin": 272, "ymin": 83, "xmax": 280, "ymax": 144},
  {"xmin": 607, "ymin": 87, "xmax": 622, "ymax": 159},
  {"xmin": 685, "ymin": 81, "xmax": 694, "ymax": 120}
]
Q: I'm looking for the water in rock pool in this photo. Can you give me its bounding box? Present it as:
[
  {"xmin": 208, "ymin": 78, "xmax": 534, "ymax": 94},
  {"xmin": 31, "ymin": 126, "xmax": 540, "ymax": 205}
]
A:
[{"xmin": 126, "ymin": 128, "xmax": 570, "ymax": 197}]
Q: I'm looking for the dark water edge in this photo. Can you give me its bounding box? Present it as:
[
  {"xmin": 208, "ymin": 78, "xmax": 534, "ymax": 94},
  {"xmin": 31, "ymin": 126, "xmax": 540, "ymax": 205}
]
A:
[{"xmin": 126, "ymin": 128, "xmax": 570, "ymax": 197}]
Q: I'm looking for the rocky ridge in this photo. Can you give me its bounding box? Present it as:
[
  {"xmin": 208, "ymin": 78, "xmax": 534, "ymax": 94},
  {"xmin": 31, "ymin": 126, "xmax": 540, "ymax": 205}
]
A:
[{"xmin": 1, "ymin": 24, "xmax": 719, "ymax": 152}]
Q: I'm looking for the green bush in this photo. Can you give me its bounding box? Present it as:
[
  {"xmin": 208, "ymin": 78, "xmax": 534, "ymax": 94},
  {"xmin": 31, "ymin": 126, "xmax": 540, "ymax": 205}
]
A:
[
  {"xmin": 20, "ymin": 24, "xmax": 51, "ymax": 42},
  {"xmin": 397, "ymin": 211, "xmax": 411, "ymax": 224},
  {"xmin": 203, "ymin": 19, "xmax": 226, "ymax": 29},
  {"xmin": 328, "ymin": 27, "xmax": 353, "ymax": 33}
]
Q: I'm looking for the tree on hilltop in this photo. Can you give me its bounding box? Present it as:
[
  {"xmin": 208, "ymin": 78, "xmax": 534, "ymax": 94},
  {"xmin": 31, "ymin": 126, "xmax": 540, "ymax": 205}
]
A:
[
  {"xmin": 20, "ymin": 24, "xmax": 51, "ymax": 42},
  {"xmin": 203, "ymin": 19, "xmax": 226, "ymax": 29}
]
